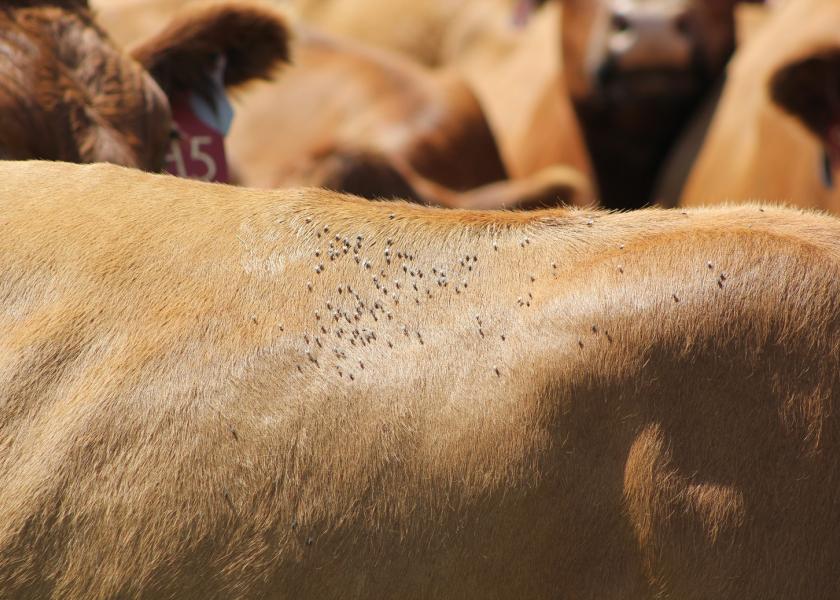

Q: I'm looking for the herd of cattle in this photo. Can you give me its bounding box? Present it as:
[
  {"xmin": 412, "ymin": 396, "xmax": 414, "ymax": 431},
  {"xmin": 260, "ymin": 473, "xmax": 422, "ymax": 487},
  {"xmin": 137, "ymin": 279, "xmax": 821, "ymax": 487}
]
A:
[{"xmin": 1, "ymin": 0, "xmax": 840, "ymax": 598}]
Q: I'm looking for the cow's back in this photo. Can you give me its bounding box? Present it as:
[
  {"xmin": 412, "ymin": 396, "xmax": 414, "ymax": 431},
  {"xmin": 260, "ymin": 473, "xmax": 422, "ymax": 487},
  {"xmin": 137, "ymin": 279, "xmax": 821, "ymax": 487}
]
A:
[{"xmin": 2, "ymin": 162, "xmax": 840, "ymax": 599}]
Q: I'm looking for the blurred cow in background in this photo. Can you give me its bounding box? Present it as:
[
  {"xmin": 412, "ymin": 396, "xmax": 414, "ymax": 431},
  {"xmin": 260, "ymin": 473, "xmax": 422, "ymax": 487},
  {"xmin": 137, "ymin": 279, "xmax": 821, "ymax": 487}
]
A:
[
  {"xmin": 226, "ymin": 28, "xmax": 507, "ymax": 194},
  {"xmin": 225, "ymin": 27, "xmax": 593, "ymax": 209},
  {"xmin": 290, "ymin": 0, "xmax": 595, "ymax": 185},
  {"xmin": 0, "ymin": 0, "xmax": 289, "ymax": 174},
  {"xmin": 94, "ymin": 0, "xmax": 594, "ymax": 209},
  {"xmin": 561, "ymin": 0, "xmax": 756, "ymax": 209},
  {"xmin": 263, "ymin": 0, "xmax": 596, "ymax": 196},
  {"xmin": 446, "ymin": 1, "xmax": 594, "ymax": 185},
  {"xmin": 682, "ymin": 0, "xmax": 840, "ymax": 213},
  {"xmin": 270, "ymin": 0, "xmax": 759, "ymax": 209},
  {"xmin": 93, "ymin": 0, "xmax": 807, "ymax": 212}
]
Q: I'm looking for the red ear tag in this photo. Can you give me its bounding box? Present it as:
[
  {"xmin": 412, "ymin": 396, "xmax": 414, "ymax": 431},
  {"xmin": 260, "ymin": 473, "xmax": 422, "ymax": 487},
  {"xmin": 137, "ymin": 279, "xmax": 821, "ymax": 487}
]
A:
[{"xmin": 164, "ymin": 93, "xmax": 230, "ymax": 183}]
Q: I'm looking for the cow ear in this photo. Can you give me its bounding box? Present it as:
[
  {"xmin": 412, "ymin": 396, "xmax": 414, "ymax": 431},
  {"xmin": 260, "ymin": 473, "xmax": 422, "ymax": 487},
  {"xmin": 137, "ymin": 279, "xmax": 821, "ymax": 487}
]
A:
[
  {"xmin": 769, "ymin": 47, "xmax": 840, "ymax": 140},
  {"xmin": 129, "ymin": 2, "xmax": 290, "ymax": 99}
]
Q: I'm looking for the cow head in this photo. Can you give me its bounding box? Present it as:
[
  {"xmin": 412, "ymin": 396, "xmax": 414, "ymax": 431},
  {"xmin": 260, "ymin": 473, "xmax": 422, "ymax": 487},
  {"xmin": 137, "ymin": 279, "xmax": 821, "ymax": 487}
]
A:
[
  {"xmin": 770, "ymin": 48, "xmax": 840, "ymax": 173},
  {"xmin": 558, "ymin": 0, "xmax": 750, "ymax": 209},
  {"xmin": 561, "ymin": 0, "xmax": 740, "ymax": 102},
  {"xmin": 0, "ymin": 0, "xmax": 289, "ymax": 175}
]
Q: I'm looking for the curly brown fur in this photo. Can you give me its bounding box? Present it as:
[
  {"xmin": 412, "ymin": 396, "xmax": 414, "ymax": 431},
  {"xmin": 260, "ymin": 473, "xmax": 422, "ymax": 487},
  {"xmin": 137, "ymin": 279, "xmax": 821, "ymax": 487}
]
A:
[
  {"xmin": 130, "ymin": 2, "xmax": 290, "ymax": 103},
  {"xmin": 0, "ymin": 2, "xmax": 170, "ymax": 167},
  {"xmin": 0, "ymin": 0, "xmax": 290, "ymax": 172}
]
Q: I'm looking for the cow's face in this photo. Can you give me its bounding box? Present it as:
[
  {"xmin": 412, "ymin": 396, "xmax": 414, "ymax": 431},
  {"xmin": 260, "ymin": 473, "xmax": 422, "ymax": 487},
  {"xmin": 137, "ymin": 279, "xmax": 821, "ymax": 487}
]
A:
[
  {"xmin": 0, "ymin": 1, "xmax": 288, "ymax": 174},
  {"xmin": 561, "ymin": 0, "xmax": 738, "ymax": 102}
]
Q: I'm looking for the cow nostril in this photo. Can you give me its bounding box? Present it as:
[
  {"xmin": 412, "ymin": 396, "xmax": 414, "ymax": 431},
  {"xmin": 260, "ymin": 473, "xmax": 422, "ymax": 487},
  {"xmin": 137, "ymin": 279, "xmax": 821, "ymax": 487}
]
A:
[
  {"xmin": 611, "ymin": 13, "xmax": 631, "ymax": 33},
  {"xmin": 673, "ymin": 13, "xmax": 691, "ymax": 35}
]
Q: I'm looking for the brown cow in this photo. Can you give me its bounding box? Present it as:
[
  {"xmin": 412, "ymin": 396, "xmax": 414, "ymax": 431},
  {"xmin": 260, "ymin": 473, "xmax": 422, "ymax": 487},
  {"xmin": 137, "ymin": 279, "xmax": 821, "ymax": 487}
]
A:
[
  {"xmin": 561, "ymin": 0, "xmax": 749, "ymax": 209},
  {"xmin": 0, "ymin": 0, "xmax": 289, "ymax": 172},
  {"xmin": 2, "ymin": 160, "xmax": 840, "ymax": 599},
  {"xmin": 652, "ymin": 2, "xmax": 769, "ymax": 207},
  {"xmin": 681, "ymin": 0, "xmax": 840, "ymax": 212}
]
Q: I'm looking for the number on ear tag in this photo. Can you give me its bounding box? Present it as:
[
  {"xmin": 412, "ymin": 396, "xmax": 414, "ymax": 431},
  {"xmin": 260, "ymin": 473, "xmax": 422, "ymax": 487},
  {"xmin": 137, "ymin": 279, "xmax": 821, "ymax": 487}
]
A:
[
  {"xmin": 164, "ymin": 57, "xmax": 233, "ymax": 183},
  {"xmin": 164, "ymin": 93, "xmax": 230, "ymax": 183}
]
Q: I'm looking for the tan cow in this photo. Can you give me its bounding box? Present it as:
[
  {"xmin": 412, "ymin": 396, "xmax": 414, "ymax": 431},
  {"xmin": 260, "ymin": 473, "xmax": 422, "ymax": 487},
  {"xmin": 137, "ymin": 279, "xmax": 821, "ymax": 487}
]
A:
[
  {"xmin": 225, "ymin": 26, "xmax": 593, "ymax": 209},
  {"xmin": 288, "ymin": 0, "xmax": 595, "ymax": 188},
  {"xmin": 295, "ymin": 0, "xmax": 594, "ymax": 183},
  {"xmin": 291, "ymin": 0, "xmax": 525, "ymax": 67},
  {"xmin": 2, "ymin": 160, "xmax": 840, "ymax": 598},
  {"xmin": 0, "ymin": 0, "xmax": 289, "ymax": 172},
  {"xmin": 226, "ymin": 28, "xmax": 505, "ymax": 193},
  {"xmin": 449, "ymin": 1, "xmax": 594, "ymax": 183},
  {"xmin": 290, "ymin": 0, "xmax": 588, "ymax": 185},
  {"xmin": 681, "ymin": 0, "xmax": 840, "ymax": 212}
]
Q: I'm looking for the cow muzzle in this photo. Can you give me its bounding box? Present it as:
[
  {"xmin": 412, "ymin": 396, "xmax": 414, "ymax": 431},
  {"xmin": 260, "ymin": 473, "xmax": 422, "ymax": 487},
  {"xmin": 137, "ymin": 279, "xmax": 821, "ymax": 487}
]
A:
[
  {"xmin": 606, "ymin": 1, "xmax": 694, "ymax": 70},
  {"xmin": 589, "ymin": 0, "xmax": 707, "ymax": 100}
]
